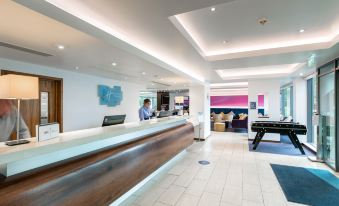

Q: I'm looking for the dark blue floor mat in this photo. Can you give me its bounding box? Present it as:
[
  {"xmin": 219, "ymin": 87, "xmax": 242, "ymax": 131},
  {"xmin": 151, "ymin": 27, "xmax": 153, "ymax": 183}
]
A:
[
  {"xmin": 271, "ymin": 164, "xmax": 339, "ymax": 206},
  {"xmin": 248, "ymin": 135, "xmax": 314, "ymax": 156}
]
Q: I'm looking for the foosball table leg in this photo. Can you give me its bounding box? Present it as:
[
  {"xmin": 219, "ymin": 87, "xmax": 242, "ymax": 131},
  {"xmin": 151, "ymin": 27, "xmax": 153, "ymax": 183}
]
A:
[
  {"xmin": 253, "ymin": 131, "xmax": 265, "ymax": 150},
  {"xmin": 252, "ymin": 133, "xmax": 259, "ymax": 144},
  {"xmin": 287, "ymin": 132, "xmax": 298, "ymax": 148},
  {"xmin": 290, "ymin": 132, "xmax": 305, "ymax": 155}
]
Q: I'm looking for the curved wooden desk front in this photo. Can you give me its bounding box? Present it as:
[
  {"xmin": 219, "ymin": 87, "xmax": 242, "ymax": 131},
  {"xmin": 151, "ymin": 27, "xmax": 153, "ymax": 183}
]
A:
[{"xmin": 0, "ymin": 123, "xmax": 194, "ymax": 206}]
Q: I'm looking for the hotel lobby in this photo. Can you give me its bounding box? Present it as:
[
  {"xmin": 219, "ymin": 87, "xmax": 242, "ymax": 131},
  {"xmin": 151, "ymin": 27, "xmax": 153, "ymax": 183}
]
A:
[{"xmin": 1, "ymin": 0, "xmax": 339, "ymax": 206}]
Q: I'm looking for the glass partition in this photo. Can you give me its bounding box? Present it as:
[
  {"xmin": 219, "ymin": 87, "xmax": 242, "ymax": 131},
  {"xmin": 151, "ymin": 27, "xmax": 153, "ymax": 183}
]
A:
[
  {"xmin": 307, "ymin": 77, "xmax": 318, "ymax": 147},
  {"xmin": 319, "ymin": 61, "xmax": 336, "ymax": 169},
  {"xmin": 280, "ymin": 85, "xmax": 293, "ymax": 119}
]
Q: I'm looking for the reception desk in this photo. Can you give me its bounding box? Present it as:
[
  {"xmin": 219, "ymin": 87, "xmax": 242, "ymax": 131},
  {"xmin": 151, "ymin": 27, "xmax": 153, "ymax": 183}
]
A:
[{"xmin": 0, "ymin": 116, "xmax": 194, "ymax": 206}]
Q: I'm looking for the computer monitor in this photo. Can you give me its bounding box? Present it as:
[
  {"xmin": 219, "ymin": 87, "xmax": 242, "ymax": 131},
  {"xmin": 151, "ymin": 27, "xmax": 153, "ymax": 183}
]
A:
[
  {"xmin": 102, "ymin": 115, "xmax": 126, "ymax": 127},
  {"xmin": 158, "ymin": 111, "xmax": 172, "ymax": 118}
]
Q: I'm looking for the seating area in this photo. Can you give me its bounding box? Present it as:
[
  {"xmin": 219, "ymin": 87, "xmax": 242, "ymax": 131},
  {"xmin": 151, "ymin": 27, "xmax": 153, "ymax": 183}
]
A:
[{"xmin": 211, "ymin": 111, "xmax": 248, "ymax": 132}]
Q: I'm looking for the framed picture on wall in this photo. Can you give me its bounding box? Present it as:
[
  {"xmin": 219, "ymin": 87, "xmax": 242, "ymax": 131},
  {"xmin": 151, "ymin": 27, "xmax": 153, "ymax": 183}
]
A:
[{"xmin": 250, "ymin": 102, "xmax": 257, "ymax": 110}]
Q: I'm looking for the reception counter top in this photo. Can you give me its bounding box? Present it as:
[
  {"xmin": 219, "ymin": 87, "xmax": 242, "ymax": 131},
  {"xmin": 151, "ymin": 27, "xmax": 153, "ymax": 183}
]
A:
[
  {"xmin": 0, "ymin": 116, "xmax": 187, "ymax": 177},
  {"xmin": 0, "ymin": 116, "xmax": 195, "ymax": 206}
]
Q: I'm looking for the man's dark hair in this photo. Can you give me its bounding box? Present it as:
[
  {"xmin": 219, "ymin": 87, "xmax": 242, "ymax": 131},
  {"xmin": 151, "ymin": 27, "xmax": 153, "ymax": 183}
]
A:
[{"xmin": 144, "ymin": 99, "xmax": 151, "ymax": 104}]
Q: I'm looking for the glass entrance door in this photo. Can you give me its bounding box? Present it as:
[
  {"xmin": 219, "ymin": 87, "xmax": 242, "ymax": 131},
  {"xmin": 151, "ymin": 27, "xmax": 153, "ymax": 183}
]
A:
[
  {"xmin": 307, "ymin": 77, "xmax": 318, "ymax": 147},
  {"xmin": 319, "ymin": 62, "xmax": 336, "ymax": 169}
]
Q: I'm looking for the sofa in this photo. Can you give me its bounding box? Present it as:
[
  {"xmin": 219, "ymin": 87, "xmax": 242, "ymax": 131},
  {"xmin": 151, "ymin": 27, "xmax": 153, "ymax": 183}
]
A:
[
  {"xmin": 211, "ymin": 111, "xmax": 248, "ymax": 130},
  {"xmin": 232, "ymin": 116, "xmax": 248, "ymax": 129}
]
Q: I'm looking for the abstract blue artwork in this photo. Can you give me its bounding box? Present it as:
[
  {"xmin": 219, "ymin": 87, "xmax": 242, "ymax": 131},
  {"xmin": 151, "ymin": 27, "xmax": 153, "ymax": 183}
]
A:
[{"xmin": 97, "ymin": 85, "xmax": 123, "ymax": 107}]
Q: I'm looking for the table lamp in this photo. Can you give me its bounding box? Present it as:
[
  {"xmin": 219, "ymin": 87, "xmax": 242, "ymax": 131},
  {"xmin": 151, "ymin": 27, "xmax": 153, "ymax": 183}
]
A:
[
  {"xmin": 0, "ymin": 74, "xmax": 39, "ymax": 146},
  {"xmin": 175, "ymin": 96, "xmax": 184, "ymax": 104}
]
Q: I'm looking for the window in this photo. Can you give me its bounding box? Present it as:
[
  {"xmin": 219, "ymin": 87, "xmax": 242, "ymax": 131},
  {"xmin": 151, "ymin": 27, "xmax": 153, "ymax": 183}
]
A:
[{"xmin": 280, "ymin": 85, "xmax": 293, "ymax": 118}]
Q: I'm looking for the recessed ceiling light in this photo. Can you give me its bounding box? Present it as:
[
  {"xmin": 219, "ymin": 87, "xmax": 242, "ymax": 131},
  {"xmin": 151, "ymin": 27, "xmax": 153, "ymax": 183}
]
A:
[
  {"xmin": 151, "ymin": 83, "xmax": 155, "ymax": 86},
  {"xmin": 299, "ymin": 72, "xmax": 304, "ymax": 76},
  {"xmin": 142, "ymin": 72, "xmax": 146, "ymax": 75},
  {"xmin": 75, "ymin": 66, "xmax": 79, "ymax": 70},
  {"xmin": 57, "ymin": 45, "xmax": 65, "ymax": 50},
  {"xmin": 210, "ymin": 7, "xmax": 216, "ymax": 12},
  {"xmin": 299, "ymin": 29, "xmax": 305, "ymax": 33},
  {"xmin": 258, "ymin": 17, "xmax": 269, "ymax": 26},
  {"xmin": 112, "ymin": 62, "xmax": 117, "ymax": 66}
]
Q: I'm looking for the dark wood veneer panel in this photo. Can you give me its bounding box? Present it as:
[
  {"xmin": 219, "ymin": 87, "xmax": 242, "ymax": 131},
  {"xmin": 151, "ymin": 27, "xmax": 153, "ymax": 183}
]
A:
[{"xmin": 0, "ymin": 123, "xmax": 194, "ymax": 206}]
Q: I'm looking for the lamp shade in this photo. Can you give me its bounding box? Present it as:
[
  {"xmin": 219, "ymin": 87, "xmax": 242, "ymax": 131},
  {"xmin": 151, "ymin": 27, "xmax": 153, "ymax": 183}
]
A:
[
  {"xmin": 175, "ymin": 96, "xmax": 184, "ymax": 104},
  {"xmin": 0, "ymin": 74, "xmax": 39, "ymax": 99}
]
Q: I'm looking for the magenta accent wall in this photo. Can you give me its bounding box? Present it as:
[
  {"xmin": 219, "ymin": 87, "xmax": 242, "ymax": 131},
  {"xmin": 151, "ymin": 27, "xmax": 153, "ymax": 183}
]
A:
[{"xmin": 211, "ymin": 95, "xmax": 264, "ymax": 107}]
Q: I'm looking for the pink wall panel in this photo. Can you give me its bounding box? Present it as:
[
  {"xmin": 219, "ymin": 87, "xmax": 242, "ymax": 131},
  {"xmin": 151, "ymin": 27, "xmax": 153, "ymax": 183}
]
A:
[{"xmin": 211, "ymin": 95, "xmax": 264, "ymax": 107}]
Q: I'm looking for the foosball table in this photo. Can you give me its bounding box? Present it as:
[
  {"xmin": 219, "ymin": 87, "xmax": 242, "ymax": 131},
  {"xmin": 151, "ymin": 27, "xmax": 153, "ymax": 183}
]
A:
[{"xmin": 251, "ymin": 121, "xmax": 307, "ymax": 154}]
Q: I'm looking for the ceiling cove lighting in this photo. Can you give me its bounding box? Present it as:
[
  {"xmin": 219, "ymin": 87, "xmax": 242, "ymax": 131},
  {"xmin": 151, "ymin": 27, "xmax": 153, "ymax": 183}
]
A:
[
  {"xmin": 210, "ymin": 82, "xmax": 248, "ymax": 87},
  {"xmin": 45, "ymin": 0, "xmax": 204, "ymax": 83},
  {"xmin": 172, "ymin": 13, "xmax": 339, "ymax": 58},
  {"xmin": 211, "ymin": 88, "xmax": 248, "ymax": 91},
  {"xmin": 216, "ymin": 64, "xmax": 300, "ymax": 80}
]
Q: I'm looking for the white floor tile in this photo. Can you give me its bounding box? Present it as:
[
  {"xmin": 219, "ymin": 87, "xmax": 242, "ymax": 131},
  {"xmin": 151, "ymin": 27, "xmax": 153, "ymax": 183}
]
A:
[
  {"xmin": 158, "ymin": 185, "xmax": 185, "ymax": 205},
  {"xmin": 157, "ymin": 174, "xmax": 178, "ymax": 189},
  {"xmin": 185, "ymin": 179, "xmax": 208, "ymax": 197},
  {"xmin": 136, "ymin": 187, "xmax": 165, "ymax": 206},
  {"xmin": 120, "ymin": 132, "xmax": 338, "ymax": 206},
  {"xmin": 221, "ymin": 185, "xmax": 242, "ymax": 206},
  {"xmin": 198, "ymin": 192, "xmax": 221, "ymax": 206},
  {"xmin": 153, "ymin": 202, "xmax": 170, "ymax": 206},
  {"xmin": 175, "ymin": 193, "xmax": 199, "ymax": 206}
]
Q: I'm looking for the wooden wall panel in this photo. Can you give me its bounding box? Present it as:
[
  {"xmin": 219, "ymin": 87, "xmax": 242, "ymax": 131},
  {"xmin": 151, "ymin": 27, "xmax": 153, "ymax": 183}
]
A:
[
  {"xmin": 1, "ymin": 70, "xmax": 63, "ymax": 138},
  {"xmin": 0, "ymin": 123, "xmax": 194, "ymax": 206}
]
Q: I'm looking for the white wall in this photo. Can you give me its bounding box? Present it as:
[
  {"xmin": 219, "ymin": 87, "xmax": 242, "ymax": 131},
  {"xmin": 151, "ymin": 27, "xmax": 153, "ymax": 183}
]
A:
[
  {"xmin": 293, "ymin": 77, "xmax": 307, "ymax": 143},
  {"xmin": 189, "ymin": 85, "xmax": 211, "ymax": 139},
  {"xmin": 0, "ymin": 58, "xmax": 145, "ymax": 132},
  {"xmin": 248, "ymin": 79, "xmax": 281, "ymax": 141}
]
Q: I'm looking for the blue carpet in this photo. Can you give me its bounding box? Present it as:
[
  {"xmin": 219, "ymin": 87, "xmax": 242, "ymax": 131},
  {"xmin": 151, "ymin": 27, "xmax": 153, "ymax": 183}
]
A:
[
  {"xmin": 248, "ymin": 135, "xmax": 314, "ymax": 156},
  {"xmin": 271, "ymin": 164, "xmax": 339, "ymax": 206}
]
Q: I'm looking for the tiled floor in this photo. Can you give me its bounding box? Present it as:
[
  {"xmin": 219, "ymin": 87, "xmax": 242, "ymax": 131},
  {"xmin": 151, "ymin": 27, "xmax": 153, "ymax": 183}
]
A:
[{"xmin": 120, "ymin": 132, "xmax": 337, "ymax": 206}]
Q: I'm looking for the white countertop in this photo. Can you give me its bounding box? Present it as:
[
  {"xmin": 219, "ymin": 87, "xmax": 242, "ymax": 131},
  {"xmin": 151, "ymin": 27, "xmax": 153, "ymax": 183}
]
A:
[{"xmin": 0, "ymin": 116, "xmax": 188, "ymax": 177}]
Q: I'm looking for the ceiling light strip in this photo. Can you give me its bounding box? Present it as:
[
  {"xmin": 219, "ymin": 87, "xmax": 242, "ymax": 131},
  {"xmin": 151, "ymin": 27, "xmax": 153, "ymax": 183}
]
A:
[
  {"xmin": 45, "ymin": 0, "xmax": 204, "ymax": 83},
  {"xmin": 173, "ymin": 14, "xmax": 339, "ymax": 57}
]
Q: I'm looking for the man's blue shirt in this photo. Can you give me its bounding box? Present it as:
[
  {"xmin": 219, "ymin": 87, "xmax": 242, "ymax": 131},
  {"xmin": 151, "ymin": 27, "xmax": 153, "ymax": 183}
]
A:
[{"xmin": 139, "ymin": 106, "xmax": 151, "ymax": 121}]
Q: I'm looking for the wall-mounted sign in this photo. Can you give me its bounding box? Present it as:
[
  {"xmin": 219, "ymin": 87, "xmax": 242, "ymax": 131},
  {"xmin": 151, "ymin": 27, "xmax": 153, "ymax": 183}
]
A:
[
  {"xmin": 250, "ymin": 101, "xmax": 257, "ymax": 110},
  {"xmin": 98, "ymin": 85, "xmax": 123, "ymax": 107}
]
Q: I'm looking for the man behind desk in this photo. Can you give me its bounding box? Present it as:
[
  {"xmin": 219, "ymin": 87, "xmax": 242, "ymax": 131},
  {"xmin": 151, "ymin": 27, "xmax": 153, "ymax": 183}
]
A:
[
  {"xmin": 139, "ymin": 99, "xmax": 152, "ymax": 121},
  {"xmin": 0, "ymin": 100, "xmax": 30, "ymax": 142}
]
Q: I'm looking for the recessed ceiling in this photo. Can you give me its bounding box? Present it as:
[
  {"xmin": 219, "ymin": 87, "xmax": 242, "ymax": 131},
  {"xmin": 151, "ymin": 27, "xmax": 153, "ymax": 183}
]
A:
[
  {"xmin": 172, "ymin": 0, "xmax": 339, "ymax": 60},
  {"xmin": 215, "ymin": 63, "xmax": 302, "ymax": 80},
  {"xmin": 0, "ymin": 0, "xmax": 189, "ymax": 89},
  {"xmin": 11, "ymin": 0, "xmax": 339, "ymax": 84}
]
